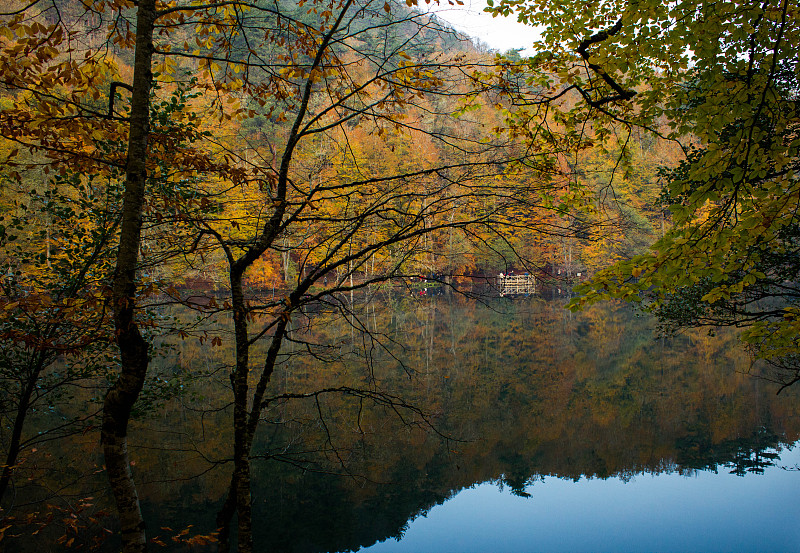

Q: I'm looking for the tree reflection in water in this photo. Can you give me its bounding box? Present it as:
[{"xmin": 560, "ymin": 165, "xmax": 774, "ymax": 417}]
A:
[{"xmin": 10, "ymin": 296, "xmax": 800, "ymax": 552}]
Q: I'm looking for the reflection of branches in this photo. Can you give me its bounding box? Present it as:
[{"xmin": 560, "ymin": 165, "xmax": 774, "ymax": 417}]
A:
[
  {"xmin": 262, "ymin": 385, "xmax": 452, "ymax": 438},
  {"xmin": 286, "ymin": 291, "xmax": 416, "ymax": 377},
  {"xmin": 248, "ymin": 384, "xmax": 462, "ymax": 487},
  {"xmin": 753, "ymin": 354, "xmax": 800, "ymax": 394}
]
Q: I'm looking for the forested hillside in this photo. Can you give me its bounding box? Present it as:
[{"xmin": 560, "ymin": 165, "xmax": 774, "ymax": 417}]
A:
[
  {"xmin": 1, "ymin": 0, "xmax": 796, "ymax": 551},
  {"xmin": 0, "ymin": 0, "xmax": 673, "ymax": 294}
]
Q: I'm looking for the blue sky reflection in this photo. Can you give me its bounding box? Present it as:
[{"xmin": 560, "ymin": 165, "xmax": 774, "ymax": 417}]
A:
[{"xmin": 362, "ymin": 446, "xmax": 800, "ymax": 553}]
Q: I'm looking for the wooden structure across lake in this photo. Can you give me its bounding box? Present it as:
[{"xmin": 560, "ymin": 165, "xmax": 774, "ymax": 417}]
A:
[{"xmin": 497, "ymin": 273, "xmax": 536, "ymax": 296}]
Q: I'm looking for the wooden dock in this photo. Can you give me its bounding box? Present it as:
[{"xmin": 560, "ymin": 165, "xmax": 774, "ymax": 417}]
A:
[{"xmin": 497, "ymin": 273, "xmax": 536, "ymax": 296}]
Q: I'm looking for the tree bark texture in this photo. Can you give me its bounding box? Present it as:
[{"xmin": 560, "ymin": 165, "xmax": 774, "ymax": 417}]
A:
[
  {"xmin": 101, "ymin": 1, "xmax": 156, "ymax": 551},
  {"xmin": 229, "ymin": 269, "xmax": 254, "ymax": 552}
]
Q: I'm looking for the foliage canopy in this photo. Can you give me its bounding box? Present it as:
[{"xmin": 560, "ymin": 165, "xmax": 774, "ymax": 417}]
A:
[{"xmin": 486, "ymin": 0, "xmax": 800, "ymax": 386}]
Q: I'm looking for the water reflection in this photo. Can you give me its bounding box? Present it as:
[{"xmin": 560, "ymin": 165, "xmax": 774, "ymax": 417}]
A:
[
  {"xmin": 364, "ymin": 446, "xmax": 800, "ymax": 553},
  {"xmin": 11, "ymin": 296, "xmax": 800, "ymax": 552},
  {"xmin": 138, "ymin": 296, "xmax": 800, "ymax": 552}
]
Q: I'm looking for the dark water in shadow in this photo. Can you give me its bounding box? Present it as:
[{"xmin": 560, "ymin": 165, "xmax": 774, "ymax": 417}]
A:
[{"xmin": 12, "ymin": 296, "xmax": 800, "ymax": 551}]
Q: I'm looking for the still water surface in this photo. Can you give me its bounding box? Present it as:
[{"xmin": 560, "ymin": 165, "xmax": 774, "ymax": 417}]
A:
[
  {"xmin": 18, "ymin": 295, "xmax": 800, "ymax": 552},
  {"xmin": 364, "ymin": 446, "xmax": 800, "ymax": 553},
  {"xmin": 208, "ymin": 297, "xmax": 800, "ymax": 552}
]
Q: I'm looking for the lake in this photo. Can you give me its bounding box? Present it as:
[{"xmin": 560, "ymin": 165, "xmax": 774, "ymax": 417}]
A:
[
  {"xmin": 11, "ymin": 294, "xmax": 800, "ymax": 552},
  {"xmin": 362, "ymin": 447, "xmax": 800, "ymax": 553}
]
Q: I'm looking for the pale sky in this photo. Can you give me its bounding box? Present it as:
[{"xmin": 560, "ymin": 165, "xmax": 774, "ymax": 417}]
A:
[{"xmin": 422, "ymin": 0, "xmax": 540, "ymax": 55}]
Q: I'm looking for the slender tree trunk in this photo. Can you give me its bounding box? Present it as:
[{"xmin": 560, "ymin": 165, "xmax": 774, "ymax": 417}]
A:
[
  {"xmin": 214, "ymin": 7, "xmax": 350, "ymax": 547},
  {"xmin": 232, "ymin": 456, "xmax": 253, "ymax": 552},
  {"xmin": 229, "ymin": 268, "xmax": 254, "ymax": 553},
  {"xmin": 216, "ymin": 267, "xmax": 256, "ymax": 552},
  {"xmin": 0, "ymin": 362, "xmax": 41, "ymax": 502},
  {"xmin": 282, "ymin": 236, "xmax": 291, "ymax": 283},
  {"xmin": 101, "ymin": 1, "xmax": 156, "ymax": 551},
  {"xmin": 219, "ymin": 265, "xmax": 294, "ymax": 553},
  {"xmin": 215, "ymin": 474, "xmax": 237, "ymax": 553}
]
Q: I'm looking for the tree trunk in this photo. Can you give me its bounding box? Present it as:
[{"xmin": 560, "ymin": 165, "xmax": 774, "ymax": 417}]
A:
[
  {"xmin": 218, "ymin": 266, "xmax": 295, "ymax": 553},
  {"xmin": 0, "ymin": 361, "xmax": 41, "ymax": 502},
  {"xmin": 217, "ymin": 268, "xmax": 255, "ymax": 552},
  {"xmin": 215, "ymin": 474, "xmax": 237, "ymax": 553},
  {"xmin": 214, "ymin": 7, "xmax": 348, "ymax": 547},
  {"xmin": 101, "ymin": 1, "xmax": 156, "ymax": 551}
]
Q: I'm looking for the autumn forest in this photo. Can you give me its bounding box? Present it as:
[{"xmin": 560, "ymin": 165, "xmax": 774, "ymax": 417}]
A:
[{"xmin": 1, "ymin": 0, "xmax": 798, "ymax": 551}]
